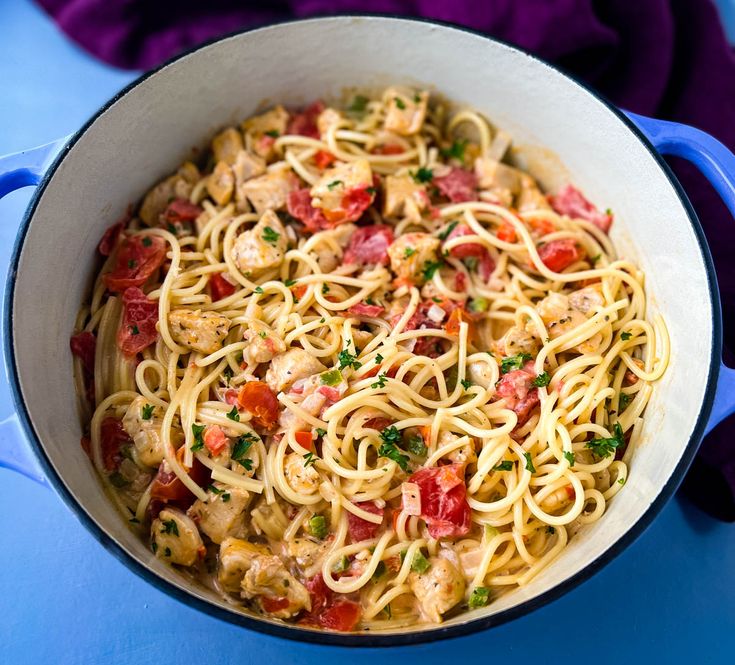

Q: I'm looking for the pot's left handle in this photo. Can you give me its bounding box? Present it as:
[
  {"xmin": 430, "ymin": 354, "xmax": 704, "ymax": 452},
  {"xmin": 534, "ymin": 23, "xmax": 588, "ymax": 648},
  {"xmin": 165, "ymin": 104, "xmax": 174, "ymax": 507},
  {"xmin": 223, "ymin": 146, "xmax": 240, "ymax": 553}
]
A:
[
  {"xmin": 627, "ymin": 113, "xmax": 735, "ymax": 435},
  {"xmin": 0, "ymin": 137, "xmax": 68, "ymax": 486}
]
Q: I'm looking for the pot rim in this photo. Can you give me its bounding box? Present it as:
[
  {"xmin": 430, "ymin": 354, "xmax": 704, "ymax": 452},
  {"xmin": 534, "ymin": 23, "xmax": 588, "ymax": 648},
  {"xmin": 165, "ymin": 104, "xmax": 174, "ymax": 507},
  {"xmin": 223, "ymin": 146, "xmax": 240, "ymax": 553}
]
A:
[{"xmin": 2, "ymin": 14, "xmax": 722, "ymax": 647}]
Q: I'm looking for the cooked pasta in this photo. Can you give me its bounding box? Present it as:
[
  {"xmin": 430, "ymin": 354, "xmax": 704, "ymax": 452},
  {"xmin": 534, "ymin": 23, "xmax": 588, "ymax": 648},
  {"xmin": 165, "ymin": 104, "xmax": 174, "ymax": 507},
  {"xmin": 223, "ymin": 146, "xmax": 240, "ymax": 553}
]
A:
[{"xmin": 70, "ymin": 86, "xmax": 668, "ymax": 632}]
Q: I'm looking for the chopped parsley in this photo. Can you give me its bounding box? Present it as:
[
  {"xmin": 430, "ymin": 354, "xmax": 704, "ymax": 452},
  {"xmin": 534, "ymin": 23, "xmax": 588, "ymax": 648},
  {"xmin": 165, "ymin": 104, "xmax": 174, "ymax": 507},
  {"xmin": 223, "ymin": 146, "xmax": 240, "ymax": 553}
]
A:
[
  {"xmin": 493, "ymin": 461, "xmax": 513, "ymax": 471},
  {"xmin": 378, "ymin": 427, "xmax": 410, "ymax": 472},
  {"xmin": 258, "ymin": 331, "xmax": 267, "ymax": 338},
  {"xmin": 142, "ymin": 236, "xmax": 152, "ymax": 247},
  {"xmin": 190, "ymin": 423, "xmax": 205, "ymax": 452},
  {"xmin": 468, "ymin": 587, "xmax": 491, "ymax": 609},
  {"xmin": 254, "ymin": 286, "xmax": 264, "ymax": 294},
  {"xmin": 523, "ymin": 452, "xmax": 536, "ymax": 473},
  {"xmin": 618, "ymin": 476, "xmax": 626, "ymax": 486},
  {"xmin": 151, "ymin": 541, "xmax": 158, "ymax": 554},
  {"xmin": 532, "ymin": 372, "xmax": 551, "ymax": 387},
  {"xmin": 463, "ymin": 256, "xmax": 478, "ymax": 272},
  {"xmin": 371, "ymin": 373, "xmax": 388, "ymax": 389},
  {"xmin": 394, "ymin": 97, "xmax": 406, "ymax": 110},
  {"xmin": 208, "ymin": 484, "xmax": 224, "ymax": 494},
  {"xmin": 586, "ymin": 422, "xmax": 625, "ymax": 458},
  {"xmin": 264, "ymin": 129, "xmax": 280, "ymax": 138},
  {"xmin": 621, "ymin": 331, "xmax": 632, "ymax": 341},
  {"xmin": 327, "ymin": 180, "xmax": 343, "ymax": 190},
  {"xmin": 468, "ymin": 297, "xmax": 489, "ymax": 313},
  {"xmin": 262, "ymin": 226, "xmax": 280, "ymax": 245},
  {"xmin": 223, "ymin": 366, "xmax": 233, "ymax": 382},
  {"xmin": 500, "ymin": 353, "xmax": 533, "ymax": 374},
  {"xmin": 141, "ymin": 403, "xmax": 154, "ymax": 420},
  {"xmin": 366, "ymin": 186, "xmax": 377, "ymax": 195},
  {"xmin": 130, "ymin": 325, "xmax": 140, "ymax": 336},
  {"xmin": 440, "ymin": 139, "xmax": 468, "ymax": 163},
  {"xmin": 309, "ymin": 515, "xmax": 328, "ymax": 540},
  {"xmin": 231, "ymin": 433, "xmax": 257, "ymax": 470},
  {"xmin": 160, "ymin": 519, "xmax": 179, "ymax": 536},
  {"xmin": 303, "ymin": 452, "xmax": 317, "ymax": 468},
  {"xmin": 590, "ymin": 254, "xmax": 601, "ymax": 264},
  {"xmin": 404, "ymin": 247, "xmax": 416, "ymax": 258},
  {"xmin": 320, "ymin": 369, "xmax": 343, "ymax": 386},
  {"xmin": 372, "ymin": 561, "xmax": 387, "ymax": 579},
  {"xmin": 375, "ymin": 353, "xmax": 384, "ymax": 364},
  {"xmin": 284, "ymin": 278, "xmax": 296, "ymax": 287},
  {"xmin": 619, "ymin": 392, "xmax": 632, "ymax": 412},
  {"xmin": 411, "ymin": 551, "xmax": 431, "ymax": 574},
  {"xmin": 222, "ymin": 493, "xmax": 231, "ymax": 502},
  {"xmin": 108, "ymin": 472, "xmax": 129, "ymax": 488},
  {"xmin": 332, "ymin": 555, "xmax": 351, "ymax": 573},
  {"xmin": 348, "ymin": 94, "xmax": 369, "ymax": 114},
  {"xmin": 410, "ymin": 167, "xmax": 433, "ymax": 183},
  {"xmin": 406, "ymin": 435, "xmax": 427, "ymax": 457},
  {"xmin": 127, "ymin": 259, "xmax": 137, "ymax": 269},
  {"xmin": 563, "ymin": 451, "xmax": 576, "ymax": 467},
  {"xmin": 164, "ymin": 547, "xmax": 172, "ymax": 557},
  {"xmin": 322, "ymin": 283, "xmax": 330, "ymax": 294},
  {"xmin": 421, "ymin": 260, "xmax": 443, "ymax": 281},
  {"xmin": 438, "ymin": 220, "xmax": 459, "ymax": 241},
  {"xmin": 546, "ymin": 526, "xmax": 556, "ymax": 535},
  {"xmin": 460, "ymin": 378, "xmax": 473, "ymax": 390},
  {"xmin": 226, "ymin": 406, "xmax": 240, "ymax": 422},
  {"xmin": 315, "ymin": 428, "xmax": 327, "ymax": 438},
  {"xmin": 338, "ymin": 348, "xmax": 362, "ymax": 371}
]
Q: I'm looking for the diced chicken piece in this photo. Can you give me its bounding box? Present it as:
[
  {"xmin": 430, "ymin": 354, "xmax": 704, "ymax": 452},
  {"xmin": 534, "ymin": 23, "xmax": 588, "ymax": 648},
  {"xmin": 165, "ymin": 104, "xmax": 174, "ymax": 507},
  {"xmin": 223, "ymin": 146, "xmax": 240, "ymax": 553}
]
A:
[
  {"xmin": 310, "ymin": 159, "xmax": 373, "ymax": 219},
  {"xmin": 383, "ymin": 87, "xmax": 429, "ymax": 136},
  {"xmin": 383, "ymin": 175, "xmax": 429, "ymax": 222},
  {"xmin": 284, "ymin": 451, "xmax": 320, "ymax": 494},
  {"xmin": 568, "ymin": 284, "xmax": 604, "ymax": 315},
  {"xmin": 536, "ymin": 293, "xmax": 571, "ymax": 324},
  {"xmin": 467, "ymin": 357, "xmax": 497, "ymax": 389},
  {"xmin": 540, "ymin": 484, "xmax": 575, "ymax": 512},
  {"xmin": 239, "ymin": 167, "xmax": 296, "ymax": 215},
  {"xmin": 232, "ymin": 149, "xmax": 266, "ymax": 185},
  {"xmin": 285, "ymin": 537, "xmax": 327, "ymax": 572},
  {"xmin": 494, "ymin": 325, "xmax": 541, "ymax": 357},
  {"xmin": 474, "ymin": 158, "xmax": 521, "ymax": 207},
  {"xmin": 231, "ymin": 209, "xmax": 288, "ymax": 277},
  {"xmin": 241, "ymin": 552, "xmax": 311, "ymax": 618},
  {"xmin": 218, "ymin": 537, "xmax": 270, "ymax": 592},
  {"xmin": 265, "ymin": 348, "xmax": 327, "ymax": 393},
  {"xmin": 187, "ymin": 483, "xmax": 251, "ymax": 544},
  {"xmin": 207, "ymin": 160, "xmax": 234, "ymax": 205},
  {"xmin": 151, "ymin": 508, "xmax": 204, "ymax": 567},
  {"xmin": 122, "ymin": 396, "xmax": 166, "ymax": 467},
  {"xmin": 242, "ymin": 319, "xmax": 287, "ymax": 365},
  {"xmin": 409, "ymin": 556, "xmax": 465, "ymax": 623},
  {"xmin": 387, "ymin": 232, "xmax": 441, "ymax": 285},
  {"xmin": 317, "ymin": 107, "xmax": 343, "ymax": 137},
  {"xmin": 241, "ymin": 106, "xmax": 290, "ymax": 159},
  {"xmin": 438, "ymin": 430, "xmax": 477, "ymax": 468},
  {"xmin": 212, "ymin": 127, "xmax": 244, "ymax": 166},
  {"xmin": 139, "ymin": 162, "xmax": 200, "ymax": 226},
  {"xmin": 516, "ymin": 174, "xmax": 551, "ymax": 213},
  {"xmin": 537, "ymin": 293, "xmax": 602, "ymax": 353},
  {"xmin": 169, "ymin": 309, "xmax": 230, "ymax": 354}
]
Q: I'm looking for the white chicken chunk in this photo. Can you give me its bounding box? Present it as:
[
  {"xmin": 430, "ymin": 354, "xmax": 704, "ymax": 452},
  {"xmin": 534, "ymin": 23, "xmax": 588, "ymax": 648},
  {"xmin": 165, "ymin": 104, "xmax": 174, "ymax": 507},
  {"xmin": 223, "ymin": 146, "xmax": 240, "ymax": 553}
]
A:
[
  {"xmin": 231, "ymin": 209, "xmax": 288, "ymax": 277},
  {"xmin": 284, "ymin": 451, "xmax": 320, "ymax": 494},
  {"xmin": 474, "ymin": 158, "xmax": 521, "ymax": 207},
  {"xmin": 409, "ymin": 556, "xmax": 465, "ymax": 623},
  {"xmin": 139, "ymin": 161, "xmax": 200, "ymax": 226},
  {"xmin": 212, "ymin": 127, "xmax": 244, "ymax": 166},
  {"xmin": 169, "ymin": 309, "xmax": 231, "ymax": 354},
  {"xmin": 265, "ymin": 348, "xmax": 327, "ymax": 393},
  {"xmin": 207, "ymin": 160, "xmax": 234, "ymax": 205},
  {"xmin": 187, "ymin": 483, "xmax": 251, "ymax": 544},
  {"xmin": 239, "ymin": 167, "xmax": 295, "ymax": 215},
  {"xmin": 536, "ymin": 293, "xmax": 602, "ymax": 353},
  {"xmin": 240, "ymin": 105, "xmax": 289, "ymax": 159},
  {"xmin": 516, "ymin": 174, "xmax": 551, "ymax": 213},
  {"xmin": 568, "ymin": 284, "xmax": 605, "ymax": 314},
  {"xmin": 242, "ymin": 319, "xmax": 287, "ymax": 365},
  {"xmin": 467, "ymin": 357, "xmax": 497, "ymax": 389},
  {"xmin": 241, "ymin": 552, "xmax": 311, "ymax": 618},
  {"xmin": 494, "ymin": 324, "xmax": 541, "ymax": 358},
  {"xmin": 285, "ymin": 537, "xmax": 329, "ymax": 573},
  {"xmin": 383, "ymin": 174, "xmax": 428, "ymax": 222},
  {"xmin": 316, "ymin": 107, "xmax": 344, "ymax": 137},
  {"xmin": 438, "ymin": 431, "xmax": 477, "ymax": 468},
  {"xmin": 383, "ymin": 87, "xmax": 429, "ymax": 136},
  {"xmin": 218, "ymin": 537, "xmax": 270, "ymax": 592},
  {"xmin": 310, "ymin": 159, "xmax": 373, "ymax": 218},
  {"xmin": 233, "ymin": 150, "xmax": 267, "ymax": 211},
  {"xmin": 151, "ymin": 508, "xmax": 204, "ymax": 567},
  {"xmin": 387, "ymin": 232, "xmax": 441, "ymax": 285},
  {"xmin": 122, "ymin": 396, "xmax": 166, "ymax": 467}
]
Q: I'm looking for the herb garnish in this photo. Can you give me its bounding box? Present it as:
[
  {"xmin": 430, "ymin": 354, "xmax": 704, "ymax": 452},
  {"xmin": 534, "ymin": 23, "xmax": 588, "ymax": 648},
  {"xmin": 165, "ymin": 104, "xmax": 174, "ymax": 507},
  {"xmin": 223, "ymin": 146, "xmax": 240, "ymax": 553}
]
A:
[
  {"xmin": 226, "ymin": 406, "xmax": 240, "ymax": 422},
  {"xmin": 410, "ymin": 167, "xmax": 433, "ymax": 183},
  {"xmin": 190, "ymin": 423, "xmax": 205, "ymax": 452},
  {"xmin": 532, "ymin": 372, "xmax": 551, "ymax": 387},
  {"xmin": 500, "ymin": 353, "xmax": 533, "ymax": 374},
  {"xmin": 262, "ymin": 226, "xmax": 280, "ymax": 245},
  {"xmin": 141, "ymin": 404, "xmax": 154, "ymax": 420},
  {"xmin": 586, "ymin": 422, "xmax": 625, "ymax": 458}
]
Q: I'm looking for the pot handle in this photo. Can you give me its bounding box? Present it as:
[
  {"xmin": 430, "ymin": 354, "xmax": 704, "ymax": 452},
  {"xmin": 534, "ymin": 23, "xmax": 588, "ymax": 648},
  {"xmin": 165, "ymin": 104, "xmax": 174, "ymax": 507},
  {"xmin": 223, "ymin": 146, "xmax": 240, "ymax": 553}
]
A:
[
  {"xmin": 627, "ymin": 112, "xmax": 735, "ymax": 434},
  {"xmin": 0, "ymin": 137, "xmax": 68, "ymax": 198}
]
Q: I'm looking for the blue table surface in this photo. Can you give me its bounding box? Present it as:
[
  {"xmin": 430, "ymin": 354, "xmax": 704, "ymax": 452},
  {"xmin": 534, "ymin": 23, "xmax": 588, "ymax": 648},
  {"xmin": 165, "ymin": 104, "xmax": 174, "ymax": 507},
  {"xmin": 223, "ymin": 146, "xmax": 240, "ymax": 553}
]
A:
[{"xmin": 2, "ymin": 2, "xmax": 735, "ymax": 663}]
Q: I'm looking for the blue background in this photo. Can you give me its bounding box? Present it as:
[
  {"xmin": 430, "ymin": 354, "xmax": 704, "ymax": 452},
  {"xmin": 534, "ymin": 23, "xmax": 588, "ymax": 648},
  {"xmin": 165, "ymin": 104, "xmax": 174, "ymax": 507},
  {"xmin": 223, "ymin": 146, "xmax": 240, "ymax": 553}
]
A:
[{"xmin": 1, "ymin": 1, "xmax": 734, "ymax": 663}]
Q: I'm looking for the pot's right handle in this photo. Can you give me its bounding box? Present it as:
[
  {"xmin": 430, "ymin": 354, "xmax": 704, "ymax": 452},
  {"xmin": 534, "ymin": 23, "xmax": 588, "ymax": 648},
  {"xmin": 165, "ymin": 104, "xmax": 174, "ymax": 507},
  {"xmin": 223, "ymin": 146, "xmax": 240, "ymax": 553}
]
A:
[
  {"xmin": 627, "ymin": 112, "xmax": 735, "ymax": 435},
  {"xmin": 0, "ymin": 137, "xmax": 68, "ymax": 486}
]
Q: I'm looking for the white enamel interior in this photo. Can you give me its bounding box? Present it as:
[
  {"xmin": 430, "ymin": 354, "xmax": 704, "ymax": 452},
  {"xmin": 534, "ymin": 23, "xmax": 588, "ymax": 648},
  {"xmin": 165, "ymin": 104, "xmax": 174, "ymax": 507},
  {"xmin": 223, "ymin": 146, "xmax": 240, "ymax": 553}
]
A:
[{"xmin": 10, "ymin": 17, "xmax": 714, "ymax": 637}]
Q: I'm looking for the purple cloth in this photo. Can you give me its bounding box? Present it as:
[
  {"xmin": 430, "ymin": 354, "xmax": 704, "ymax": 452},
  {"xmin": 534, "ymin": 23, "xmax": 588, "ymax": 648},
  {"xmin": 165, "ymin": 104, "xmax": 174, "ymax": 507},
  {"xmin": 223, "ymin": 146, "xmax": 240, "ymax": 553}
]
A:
[{"xmin": 36, "ymin": 0, "xmax": 735, "ymax": 520}]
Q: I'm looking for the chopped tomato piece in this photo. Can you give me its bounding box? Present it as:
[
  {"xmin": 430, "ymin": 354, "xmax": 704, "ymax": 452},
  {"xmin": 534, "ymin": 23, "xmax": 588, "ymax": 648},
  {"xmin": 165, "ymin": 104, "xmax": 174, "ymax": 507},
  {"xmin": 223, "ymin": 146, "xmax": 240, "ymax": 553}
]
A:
[
  {"xmin": 162, "ymin": 198, "xmax": 202, "ymax": 224},
  {"xmin": 294, "ymin": 430, "xmax": 314, "ymax": 450},
  {"xmin": 103, "ymin": 235, "xmax": 166, "ymax": 293},
  {"xmin": 443, "ymin": 222, "xmax": 495, "ymax": 280},
  {"xmin": 314, "ymin": 150, "xmax": 336, "ymax": 169},
  {"xmin": 99, "ymin": 417, "xmax": 131, "ymax": 471},
  {"xmin": 98, "ymin": 220, "xmax": 126, "ymax": 256},
  {"xmin": 305, "ymin": 574, "xmax": 333, "ymax": 616},
  {"xmin": 347, "ymin": 302, "xmax": 384, "ymax": 317},
  {"xmin": 286, "ymin": 101, "xmax": 324, "ymax": 139},
  {"xmin": 117, "ymin": 287, "xmax": 158, "ymax": 356},
  {"xmin": 434, "ymin": 167, "xmax": 478, "ymax": 203},
  {"xmin": 287, "ymin": 188, "xmax": 330, "ymax": 232},
  {"xmin": 496, "ymin": 221, "xmax": 517, "ymax": 243},
  {"xmin": 528, "ymin": 217, "xmax": 555, "ymax": 236},
  {"xmin": 237, "ymin": 381, "xmax": 279, "ymax": 430},
  {"xmin": 210, "ymin": 272, "xmax": 236, "ymax": 300},
  {"xmin": 347, "ymin": 501, "xmax": 384, "ymax": 542},
  {"xmin": 70, "ymin": 331, "xmax": 97, "ymax": 402},
  {"xmin": 343, "ymin": 224, "xmax": 394, "ymax": 266},
  {"xmin": 537, "ymin": 239, "xmax": 585, "ymax": 272},
  {"xmin": 257, "ymin": 134, "xmax": 275, "ymax": 154},
  {"xmin": 322, "ymin": 186, "xmax": 374, "ymax": 225},
  {"xmin": 150, "ymin": 446, "xmax": 209, "ymax": 506},
  {"xmin": 261, "ymin": 596, "xmax": 291, "ymax": 613},
  {"xmin": 445, "ymin": 306, "xmax": 475, "ymax": 340},
  {"xmin": 454, "ymin": 271, "xmax": 468, "ymax": 292},
  {"xmin": 292, "ymin": 284, "xmax": 308, "ymax": 300},
  {"xmin": 319, "ymin": 601, "xmax": 361, "ymax": 632},
  {"xmin": 407, "ymin": 463, "xmax": 471, "ymax": 539},
  {"xmin": 550, "ymin": 184, "xmax": 612, "ymax": 233},
  {"xmin": 364, "ymin": 417, "xmax": 393, "ymax": 431},
  {"xmin": 495, "ymin": 362, "xmax": 540, "ymax": 426},
  {"xmin": 372, "ymin": 143, "xmax": 405, "ymax": 155},
  {"xmin": 203, "ymin": 425, "xmax": 228, "ymax": 456}
]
